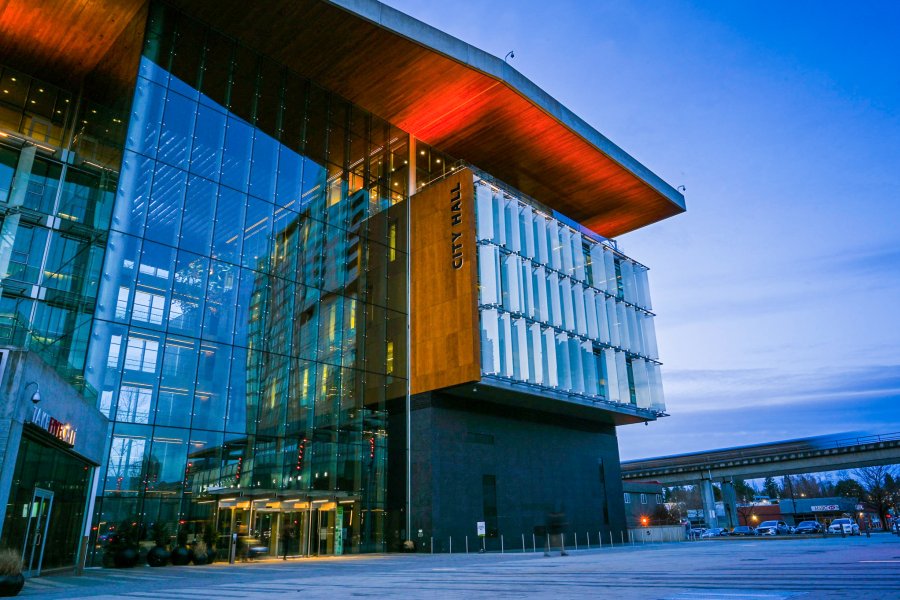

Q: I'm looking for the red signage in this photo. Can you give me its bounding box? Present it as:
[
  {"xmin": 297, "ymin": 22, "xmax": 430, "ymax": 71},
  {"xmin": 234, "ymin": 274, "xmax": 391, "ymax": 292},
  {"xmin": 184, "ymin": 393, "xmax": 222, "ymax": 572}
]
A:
[{"xmin": 29, "ymin": 406, "xmax": 76, "ymax": 446}]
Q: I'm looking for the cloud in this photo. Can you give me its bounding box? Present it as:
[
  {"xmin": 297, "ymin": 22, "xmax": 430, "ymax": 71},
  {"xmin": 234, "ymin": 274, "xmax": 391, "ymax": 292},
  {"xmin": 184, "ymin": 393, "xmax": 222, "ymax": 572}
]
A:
[{"xmin": 618, "ymin": 363, "xmax": 900, "ymax": 459}]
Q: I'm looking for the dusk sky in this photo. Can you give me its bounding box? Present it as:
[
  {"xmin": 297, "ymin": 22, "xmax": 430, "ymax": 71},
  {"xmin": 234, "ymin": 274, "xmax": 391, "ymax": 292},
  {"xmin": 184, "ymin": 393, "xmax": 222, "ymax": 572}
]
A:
[{"xmin": 383, "ymin": 0, "xmax": 900, "ymax": 459}]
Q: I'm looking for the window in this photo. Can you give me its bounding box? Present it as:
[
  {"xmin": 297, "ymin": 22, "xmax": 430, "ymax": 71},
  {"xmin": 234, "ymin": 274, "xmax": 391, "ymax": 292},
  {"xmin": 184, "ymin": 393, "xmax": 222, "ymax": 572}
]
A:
[
  {"xmin": 132, "ymin": 290, "xmax": 165, "ymax": 324},
  {"xmin": 388, "ymin": 221, "xmax": 397, "ymax": 262},
  {"xmin": 656, "ymin": 494, "xmax": 663, "ymax": 503},
  {"xmin": 124, "ymin": 337, "xmax": 159, "ymax": 372},
  {"xmin": 108, "ymin": 335, "xmax": 122, "ymax": 368},
  {"xmin": 116, "ymin": 287, "xmax": 130, "ymax": 319},
  {"xmin": 640, "ymin": 493, "xmax": 647, "ymax": 504},
  {"xmin": 624, "ymin": 493, "xmax": 631, "ymax": 504}
]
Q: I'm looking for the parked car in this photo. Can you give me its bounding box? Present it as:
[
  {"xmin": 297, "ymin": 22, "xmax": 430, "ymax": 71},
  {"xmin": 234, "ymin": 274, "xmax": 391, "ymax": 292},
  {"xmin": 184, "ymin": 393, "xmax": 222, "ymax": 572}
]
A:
[
  {"xmin": 756, "ymin": 520, "xmax": 791, "ymax": 535},
  {"xmin": 700, "ymin": 528, "xmax": 729, "ymax": 538},
  {"xmin": 828, "ymin": 518, "xmax": 860, "ymax": 535},
  {"xmin": 730, "ymin": 525, "xmax": 756, "ymax": 536},
  {"xmin": 689, "ymin": 527, "xmax": 707, "ymax": 538},
  {"xmin": 793, "ymin": 520, "xmax": 823, "ymax": 534}
]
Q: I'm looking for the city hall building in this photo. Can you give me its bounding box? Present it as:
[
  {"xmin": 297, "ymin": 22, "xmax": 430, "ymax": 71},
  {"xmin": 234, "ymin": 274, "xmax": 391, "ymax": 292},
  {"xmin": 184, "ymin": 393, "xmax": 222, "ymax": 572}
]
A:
[{"xmin": 0, "ymin": 0, "xmax": 684, "ymax": 572}]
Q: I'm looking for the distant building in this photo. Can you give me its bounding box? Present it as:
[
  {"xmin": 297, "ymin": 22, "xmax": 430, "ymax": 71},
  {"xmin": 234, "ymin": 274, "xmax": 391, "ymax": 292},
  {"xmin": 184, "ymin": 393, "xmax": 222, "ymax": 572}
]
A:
[
  {"xmin": 736, "ymin": 502, "xmax": 782, "ymax": 527},
  {"xmin": 779, "ymin": 497, "xmax": 881, "ymax": 529},
  {"xmin": 622, "ymin": 481, "xmax": 665, "ymax": 527}
]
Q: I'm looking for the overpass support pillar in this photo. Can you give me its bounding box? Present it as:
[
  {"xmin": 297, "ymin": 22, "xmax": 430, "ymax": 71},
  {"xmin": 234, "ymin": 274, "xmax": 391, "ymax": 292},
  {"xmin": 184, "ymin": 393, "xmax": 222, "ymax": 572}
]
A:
[
  {"xmin": 721, "ymin": 480, "xmax": 738, "ymax": 529},
  {"xmin": 699, "ymin": 478, "xmax": 719, "ymax": 529}
]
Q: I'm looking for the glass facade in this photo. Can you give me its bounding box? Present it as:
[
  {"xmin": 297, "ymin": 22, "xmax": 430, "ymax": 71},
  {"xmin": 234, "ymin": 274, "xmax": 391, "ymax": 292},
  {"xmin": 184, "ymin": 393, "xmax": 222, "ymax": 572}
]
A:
[
  {"xmin": 0, "ymin": 61, "xmax": 128, "ymax": 394},
  {"xmin": 85, "ymin": 4, "xmax": 409, "ymax": 562},
  {"xmin": 474, "ymin": 176, "xmax": 665, "ymax": 412}
]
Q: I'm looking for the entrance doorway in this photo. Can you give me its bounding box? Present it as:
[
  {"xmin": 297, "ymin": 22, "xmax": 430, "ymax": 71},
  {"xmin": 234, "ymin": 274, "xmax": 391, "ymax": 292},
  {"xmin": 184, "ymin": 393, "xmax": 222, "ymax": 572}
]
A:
[
  {"xmin": 22, "ymin": 488, "xmax": 54, "ymax": 577},
  {"xmin": 215, "ymin": 498, "xmax": 347, "ymax": 559}
]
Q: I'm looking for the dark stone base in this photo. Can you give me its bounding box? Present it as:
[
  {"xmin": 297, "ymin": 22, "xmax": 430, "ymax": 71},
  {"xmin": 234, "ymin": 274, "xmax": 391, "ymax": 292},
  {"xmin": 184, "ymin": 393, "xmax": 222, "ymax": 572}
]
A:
[{"xmin": 404, "ymin": 391, "xmax": 627, "ymax": 551}]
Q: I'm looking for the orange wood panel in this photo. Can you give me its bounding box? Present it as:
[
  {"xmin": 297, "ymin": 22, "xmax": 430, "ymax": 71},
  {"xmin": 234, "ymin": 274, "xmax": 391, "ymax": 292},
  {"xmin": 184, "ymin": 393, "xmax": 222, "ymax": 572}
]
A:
[
  {"xmin": 0, "ymin": 0, "xmax": 146, "ymax": 89},
  {"xmin": 409, "ymin": 168, "xmax": 481, "ymax": 395},
  {"xmin": 169, "ymin": 0, "xmax": 684, "ymax": 238},
  {"xmin": 1, "ymin": 0, "xmax": 683, "ymax": 237}
]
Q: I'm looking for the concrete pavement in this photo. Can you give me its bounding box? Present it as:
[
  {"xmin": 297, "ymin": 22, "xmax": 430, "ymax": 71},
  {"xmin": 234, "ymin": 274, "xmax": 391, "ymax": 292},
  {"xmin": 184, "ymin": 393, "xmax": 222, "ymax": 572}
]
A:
[{"xmin": 20, "ymin": 533, "xmax": 900, "ymax": 599}]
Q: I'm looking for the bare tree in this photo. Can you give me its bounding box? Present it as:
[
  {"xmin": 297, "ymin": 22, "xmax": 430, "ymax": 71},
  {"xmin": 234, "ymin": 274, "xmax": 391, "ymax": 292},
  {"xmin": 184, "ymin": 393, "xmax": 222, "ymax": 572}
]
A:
[
  {"xmin": 736, "ymin": 503, "xmax": 757, "ymax": 527},
  {"xmin": 854, "ymin": 465, "xmax": 900, "ymax": 528}
]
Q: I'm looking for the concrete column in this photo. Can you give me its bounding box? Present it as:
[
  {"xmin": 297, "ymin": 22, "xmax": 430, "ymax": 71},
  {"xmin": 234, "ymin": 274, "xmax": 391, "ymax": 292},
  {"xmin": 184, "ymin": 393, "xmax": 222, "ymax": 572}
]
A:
[
  {"xmin": 699, "ymin": 479, "xmax": 719, "ymax": 529},
  {"xmin": 721, "ymin": 480, "xmax": 738, "ymax": 529}
]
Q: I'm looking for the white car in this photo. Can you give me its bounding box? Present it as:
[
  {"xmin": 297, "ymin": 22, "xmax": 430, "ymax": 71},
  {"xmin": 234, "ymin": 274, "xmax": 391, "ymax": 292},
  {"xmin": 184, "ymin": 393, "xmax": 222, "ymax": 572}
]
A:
[{"xmin": 827, "ymin": 518, "xmax": 860, "ymax": 535}]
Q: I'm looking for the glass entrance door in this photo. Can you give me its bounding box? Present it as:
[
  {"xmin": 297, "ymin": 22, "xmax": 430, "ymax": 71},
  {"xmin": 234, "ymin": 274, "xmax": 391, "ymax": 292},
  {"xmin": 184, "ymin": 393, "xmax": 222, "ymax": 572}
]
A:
[{"xmin": 22, "ymin": 488, "xmax": 54, "ymax": 577}]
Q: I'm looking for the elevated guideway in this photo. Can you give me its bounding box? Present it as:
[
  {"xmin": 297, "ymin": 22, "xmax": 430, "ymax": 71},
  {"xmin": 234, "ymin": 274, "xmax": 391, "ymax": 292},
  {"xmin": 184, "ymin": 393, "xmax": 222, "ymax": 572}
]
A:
[{"xmin": 622, "ymin": 431, "xmax": 900, "ymax": 529}]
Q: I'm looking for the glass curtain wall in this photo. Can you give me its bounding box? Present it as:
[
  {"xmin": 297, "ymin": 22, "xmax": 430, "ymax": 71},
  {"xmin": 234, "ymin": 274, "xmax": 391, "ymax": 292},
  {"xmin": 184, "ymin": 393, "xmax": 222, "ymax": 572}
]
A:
[
  {"xmin": 474, "ymin": 177, "xmax": 664, "ymax": 412},
  {"xmin": 86, "ymin": 3, "xmax": 409, "ymax": 563},
  {"xmin": 0, "ymin": 56, "xmax": 131, "ymax": 392}
]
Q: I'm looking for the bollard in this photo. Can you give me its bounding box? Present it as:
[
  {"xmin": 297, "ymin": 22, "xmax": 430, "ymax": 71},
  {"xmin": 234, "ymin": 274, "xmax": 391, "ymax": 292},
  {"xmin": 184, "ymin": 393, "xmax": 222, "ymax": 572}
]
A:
[
  {"xmin": 431, "ymin": 537, "xmax": 434, "ymax": 554},
  {"xmin": 609, "ymin": 531, "xmax": 613, "ymax": 547},
  {"xmin": 630, "ymin": 531, "xmax": 635, "ymax": 546},
  {"xmin": 587, "ymin": 531, "xmax": 590, "ymax": 549},
  {"xmin": 621, "ymin": 531, "xmax": 624, "ymax": 545},
  {"xmin": 466, "ymin": 536, "xmax": 469, "ymax": 554},
  {"xmin": 574, "ymin": 533, "xmax": 578, "ymax": 550},
  {"xmin": 450, "ymin": 536, "xmax": 452, "ymax": 554},
  {"xmin": 501, "ymin": 535, "xmax": 504, "ymax": 554},
  {"xmin": 522, "ymin": 534, "xmax": 525, "ymax": 553},
  {"xmin": 533, "ymin": 533, "xmax": 536, "ymax": 553}
]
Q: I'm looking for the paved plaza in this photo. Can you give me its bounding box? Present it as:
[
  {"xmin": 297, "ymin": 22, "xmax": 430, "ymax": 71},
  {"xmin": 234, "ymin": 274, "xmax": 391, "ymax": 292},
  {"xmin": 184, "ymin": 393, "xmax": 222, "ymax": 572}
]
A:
[{"xmin": 21, "ymin": 534, "xmax": 900, "ymax": 599}]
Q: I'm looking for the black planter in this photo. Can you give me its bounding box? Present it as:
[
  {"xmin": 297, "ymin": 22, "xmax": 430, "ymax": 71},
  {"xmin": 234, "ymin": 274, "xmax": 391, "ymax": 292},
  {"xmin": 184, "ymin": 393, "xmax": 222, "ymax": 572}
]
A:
[
  {"xmin": 191, "ymin": 553, "xmax": 208, "ymax": 566},
  {"xmin": 113, "ymin": 547, "xmax": 139, "ymax": 568},
  {"xmin": 170, "ymin": 546, "xmax": 192, "ymax": 566},
  {"xmin": 0, "ymin": 574, "xmax": 24, "ymax": 597},
  {"xmin": 146, "ymin": 546, "xmax": 170, "ymax": 567}
]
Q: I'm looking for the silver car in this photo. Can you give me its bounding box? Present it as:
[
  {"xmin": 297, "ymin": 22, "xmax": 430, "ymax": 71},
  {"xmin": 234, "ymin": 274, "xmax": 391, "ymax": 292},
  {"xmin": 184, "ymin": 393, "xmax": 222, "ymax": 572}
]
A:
[{"xmin": 756, "ymin": 520, "xmax": 791, "ymax": 535}]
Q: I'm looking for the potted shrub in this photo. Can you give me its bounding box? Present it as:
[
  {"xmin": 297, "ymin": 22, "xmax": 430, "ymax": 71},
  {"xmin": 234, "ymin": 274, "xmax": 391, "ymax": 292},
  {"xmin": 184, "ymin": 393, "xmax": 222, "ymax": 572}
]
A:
[
  {"xmin": 0, "ymin": 549, "xmax": 24, "ymax": 597},
  {"xmin": 107, "ymin": 521, "xmax": 140, "ymax": 568},
  {"xmin": 191, "ymin": 541, "xmax": 209, "ymax": 566},
  {"xmin": 170, "ymin": 528, "xmax": 192, "ymax": 566},
  {"xmin": 146, "ymin": 524, "xmax": 170, "ymax": 567}
]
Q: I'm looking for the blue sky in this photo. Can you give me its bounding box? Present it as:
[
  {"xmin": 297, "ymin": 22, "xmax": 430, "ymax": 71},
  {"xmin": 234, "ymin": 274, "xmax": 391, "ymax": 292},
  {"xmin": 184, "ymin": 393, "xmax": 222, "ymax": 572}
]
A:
[{"xmin": 383, "ymin": 0, "xmax": 900, "ymax": 458}]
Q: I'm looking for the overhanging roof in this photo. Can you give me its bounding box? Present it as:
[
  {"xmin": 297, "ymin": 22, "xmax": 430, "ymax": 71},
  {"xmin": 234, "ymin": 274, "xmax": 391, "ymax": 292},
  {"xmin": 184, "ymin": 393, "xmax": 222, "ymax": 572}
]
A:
[{"xmin": 1, "ymin": 0, "xmax": 685, "ymax": 237}]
